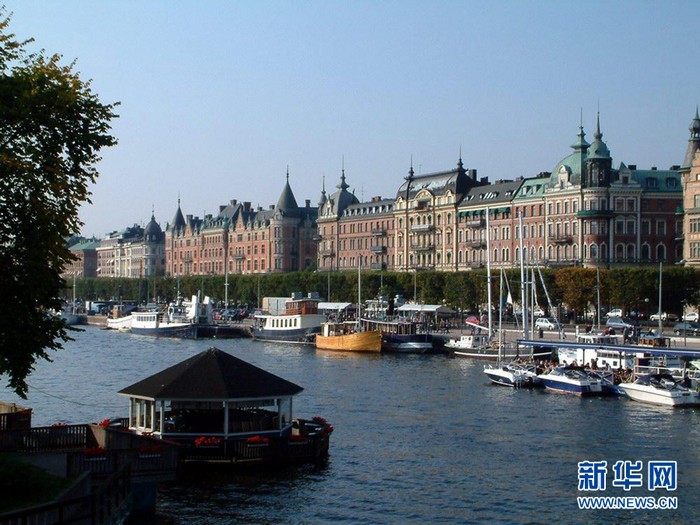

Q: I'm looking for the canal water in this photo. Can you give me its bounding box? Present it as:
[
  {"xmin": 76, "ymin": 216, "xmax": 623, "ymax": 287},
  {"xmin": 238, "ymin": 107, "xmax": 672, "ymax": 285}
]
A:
[{"xmin": 4, "ymin": 326, "xmax": 700, "ymax": 524}]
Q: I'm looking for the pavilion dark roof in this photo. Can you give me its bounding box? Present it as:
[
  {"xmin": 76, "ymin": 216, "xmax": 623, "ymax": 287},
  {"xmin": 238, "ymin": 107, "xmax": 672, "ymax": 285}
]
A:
[{"xmin": 118, "ymin": 348, "xmax": 304, "ymax": 400}]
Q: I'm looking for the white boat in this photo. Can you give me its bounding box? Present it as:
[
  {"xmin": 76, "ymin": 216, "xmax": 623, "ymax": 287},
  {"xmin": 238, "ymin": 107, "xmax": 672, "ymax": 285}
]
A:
[
  {"xmin": 130, "ymin": 310, "xmax": 197, "ymax": 338},
  {"xmin": 251, "ymin": 294, "xmax": 326, "ymax": 345},
  {"xmin": 620, "ymin": 373, "xmax": 700, "ymax": 407},
  {"xmin": 538, "ymin": 366, "xmax": 603, "ymax": 396},
  {"xmin": 484, "ymin": 362, "xmax": 541, "ymax": 388},
  {"xmin": 106, "ymin": 314, "xmax": 133, "ymax": 332}
]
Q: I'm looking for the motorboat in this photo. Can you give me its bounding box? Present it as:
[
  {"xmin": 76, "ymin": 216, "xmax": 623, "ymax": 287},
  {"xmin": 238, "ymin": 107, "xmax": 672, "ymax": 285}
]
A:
[
  {"xmin": 484, "ymin": 362, "xmax": 541, "ymax": 388},
  {"xmin": 360, "ymin": 317, "xmax": 434, "ymax": 354},
  {"xmin": 538, "ymin": 365, "xmax": 603, "ymax": 396},
  {"xmin": 619, "ymin": 373, "xmax": 700, "ymax": 407}
]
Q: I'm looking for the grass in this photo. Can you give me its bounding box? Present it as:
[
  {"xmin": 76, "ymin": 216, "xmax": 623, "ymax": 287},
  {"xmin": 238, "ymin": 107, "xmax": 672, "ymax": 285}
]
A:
[{"xmin": 0, "ymin": 453, "xmax": 74, "ymax": 513}]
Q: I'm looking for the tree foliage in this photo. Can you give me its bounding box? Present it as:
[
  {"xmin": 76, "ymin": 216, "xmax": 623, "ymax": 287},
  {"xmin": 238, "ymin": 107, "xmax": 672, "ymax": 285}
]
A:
[{"xmin": 0, "ymin": 9, "xmax": 118, "ymax": 397}]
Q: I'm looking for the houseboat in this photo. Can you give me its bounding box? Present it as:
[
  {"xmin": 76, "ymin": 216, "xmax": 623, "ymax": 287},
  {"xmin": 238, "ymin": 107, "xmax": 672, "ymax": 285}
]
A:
[
  {"xmin": 251, "ymin": 294, "xmax": 326, "ymax": 344},
  {"xmin": 360, "ymin": 317, "xmax": 434, "ymax": 353}
]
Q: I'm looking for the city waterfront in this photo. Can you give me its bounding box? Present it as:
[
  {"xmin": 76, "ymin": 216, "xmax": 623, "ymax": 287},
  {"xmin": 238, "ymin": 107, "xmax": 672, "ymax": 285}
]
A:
[{"xmin": 4, "ymin": 326, "xmax": 700, "ymax": 524}]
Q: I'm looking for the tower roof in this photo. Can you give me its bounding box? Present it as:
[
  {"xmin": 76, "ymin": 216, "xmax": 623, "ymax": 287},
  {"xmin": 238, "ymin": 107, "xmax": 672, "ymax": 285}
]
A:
[
  {"xmin": 275, "ymin": 169, "xmax": 299, "ymax": 212},
  {"xmin": 169, "ymin": 198, "xmax": 186, "ymax": 232},
  {"xmin": 683, "ymin": 107, "xmax": 700, "ymax": 168},
  {"xmin": 587, "ymin": 113, "xmax": 611, "ymax": 160}
]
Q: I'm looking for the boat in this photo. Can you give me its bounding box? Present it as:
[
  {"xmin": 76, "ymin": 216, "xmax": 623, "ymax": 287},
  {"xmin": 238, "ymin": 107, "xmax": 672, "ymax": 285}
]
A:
[
  {"xmin": 251, "ymin": 294, "xmax": 326, "ymax": 344},
  {"xmin": 106, "ymin": 314, "xmax": 133, "ymax": 332},
  {"xmin": 619, "ymin": 373, "xmax": 700, "ymax": 407},
  {"xmin": 538, "ymin": 365, "xmax": 603, "ymax": 396},
  {"xmin": 130, "ymin": 310, "xmax": 198, "ymax": 338},
  {"xmin": 315, "ymin": 321, "xmax": 382, "ymax": 352},
  {"xmin": 484, "ymin": 362, "xmax": 541, "ymax": 388},
  {"xmin": 359, "ymin": 317, "xmax": 435, "ymax": 353}
]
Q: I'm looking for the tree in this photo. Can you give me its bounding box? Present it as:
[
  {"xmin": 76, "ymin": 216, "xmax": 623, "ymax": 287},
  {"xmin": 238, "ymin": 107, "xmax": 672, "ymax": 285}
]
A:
[{"xmin": 0, "ymin": 10, "xmax": 118, "ymax": 397}]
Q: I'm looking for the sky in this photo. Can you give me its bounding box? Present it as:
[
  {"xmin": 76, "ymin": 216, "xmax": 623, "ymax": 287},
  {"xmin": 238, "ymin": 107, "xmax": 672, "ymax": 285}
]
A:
[{"xmin": 6, "ymin": 1, "xmax": 700, "ymax": 238}]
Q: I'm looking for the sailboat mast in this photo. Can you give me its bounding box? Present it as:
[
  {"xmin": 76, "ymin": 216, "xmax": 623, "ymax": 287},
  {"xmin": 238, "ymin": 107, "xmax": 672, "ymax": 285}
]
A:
[
  {"xmin": 485, "ymin": 207, "xmax": 493, "ymax": 338},
  {"xmin": 658, "ymin": 262, "xmax": 663, "ymax": 333},
  {"xmin": 518, "ymin": 213, "xmax": 529, "ymax": 339},
  {"xmin": 358, "ymin": 259, "xmax": 362, "ymax": 324}
]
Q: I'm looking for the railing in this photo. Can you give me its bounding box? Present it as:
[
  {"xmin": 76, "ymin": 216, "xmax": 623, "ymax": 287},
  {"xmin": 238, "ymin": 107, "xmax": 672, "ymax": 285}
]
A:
[
  {"xmin": 370, "ymin": 245, "xmax": 387, "ymax": 254},
  {"xmin": 0, "ymin": 467, "xmax": 131, "ymax": 525},
  {"xmin": 410, "ymin": 244, "xmax": 435, "ymax": 252},
  {"xmin": 319, "ymin": 248, "xmax": 335, "ymax": 256},
  {"xmin": 0, "ymin": 407, "xmax": 32, "ymax": 431},
  {"xmin": 371, "ymin": 228, "xmax": 386, "ymax": 236},
  {"xmin": 466, "ymin": 240, "xmax": 486, "ymax": 249},
  {"xmin": 233, "ymin": 253, "xmax": 245, "ymax": 260},
  {"xmin": 0, "ymin": 424, "xmax": 89, "ymax": 452},
  {"xmin": 410, "ymin": 224, "xmax": 434, "ymax": 232},
  {"xmin": 550, "ymin": 235, "xmax": 573, "ymax": 244},
  {"xmin": 577, "ymin": 209, "xmax": 614, "ymax": 218},
  {"xmin": 466, "ymin": 219, "xmax": 485, "ymax": 228}
]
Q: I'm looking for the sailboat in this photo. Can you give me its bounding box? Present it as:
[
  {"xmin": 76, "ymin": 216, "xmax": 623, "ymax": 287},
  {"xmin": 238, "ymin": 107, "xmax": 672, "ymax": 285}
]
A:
[
  {"xmin": 316, "ymin": 262, "xmax": 382, "ymax": 352},
  {"xmin": 483, "ymin": 265, "xmax": 541, "ymax": 387}
]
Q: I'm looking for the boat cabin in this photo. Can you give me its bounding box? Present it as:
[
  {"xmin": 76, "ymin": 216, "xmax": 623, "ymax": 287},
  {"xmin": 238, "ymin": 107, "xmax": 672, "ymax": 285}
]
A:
[{"xmin": 118, "ymin": 348, "xmax": 303, "ymax": 441}]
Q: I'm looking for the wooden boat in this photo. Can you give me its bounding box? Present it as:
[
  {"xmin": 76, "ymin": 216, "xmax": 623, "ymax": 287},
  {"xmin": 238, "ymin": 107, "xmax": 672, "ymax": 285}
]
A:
[{"xmin": 315, "ymin": 322, "xmax": 382, "ymax": 352}]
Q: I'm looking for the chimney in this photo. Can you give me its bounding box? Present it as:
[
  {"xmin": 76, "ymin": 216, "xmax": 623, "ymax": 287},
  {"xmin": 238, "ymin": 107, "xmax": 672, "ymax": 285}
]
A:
[
  {"xmin": 305, "ymin": 199, "xmax": 311, "ymax": 207},
  {"xmin": 372, "ymin": 196, "xmax": 382, "ymax": 201},
  {"xmin": 219, "ymin": 205, "xmax": 226, "ymax": 212},
  {"xmin": 244, "ymin": 201, "xmax": 251, "ymax": 211},
  {"xmin": 670, "ymin": 165, "xmax": 681, "ymax": 170},
  {"xmin": 468, "ymin": 168, "xmax": 477, "ymax": 180},
  {"xmin": 258, "ymin": 206, "xmax": 263, "ymax": 211},
  {"xmin": 651, "ymin": 166, "xmax": 657, "ymax": 171},
  {"xmin": 270, "ymin": 205, "xmax": 275, "ymax": 210},
  {"xmin": 480, "ymin": 176, "xmax": 488, "ymax": 183},
  {"xmin": 231, "ymin": 199, "xmax": 237, "ymax": 206},
  {"xmin": 628, "ymin": 165, "xmax": 636, "ymax": 170}
]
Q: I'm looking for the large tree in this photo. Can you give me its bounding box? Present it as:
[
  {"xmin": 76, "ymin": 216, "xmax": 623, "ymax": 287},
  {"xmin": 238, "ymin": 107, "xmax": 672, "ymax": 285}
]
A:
[{"xmin": 0, "ymin": 10, "xmax": 118, "ymax": 397}]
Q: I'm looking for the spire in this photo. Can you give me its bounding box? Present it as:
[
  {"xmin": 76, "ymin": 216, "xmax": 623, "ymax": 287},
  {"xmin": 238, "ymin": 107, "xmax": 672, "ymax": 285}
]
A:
[
  {"xmin": 337, "ymin": 161, "xmax": 349, "ymax": 191},
  {"xmin": 457, "ymin": 145, "xmax": 464, "ymax": 171},
  {"xmin": 318, "ymin": 175, "xmax": 327, "ymax": 207},
  {"xmin": 286, "ymin": 165, "xmax": 289, "ymax": 183},
  {"xmin": 276, "ymin": 168, "xmax": 299, "ymax": 212},
  {"xmin": 683, "ymin": 106, "xmax": 700, "ymax": 168},
  {"xmin": 405, "ymin": 155, "xmax": 415, "ymax": 181},
  {"xmin": 594, "ymin": 111, "xmax": 603, "ymax": 141}
]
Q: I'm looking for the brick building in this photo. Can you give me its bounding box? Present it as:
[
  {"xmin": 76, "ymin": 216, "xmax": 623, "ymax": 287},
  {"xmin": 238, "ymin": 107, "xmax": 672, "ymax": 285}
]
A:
[
  {"xmin": 165, "ymin": 175, "xmax": 318, "ymax": 277},
  {"xmin": 681, "ymin": 109, "xmax": 700, "ymax": 266}
]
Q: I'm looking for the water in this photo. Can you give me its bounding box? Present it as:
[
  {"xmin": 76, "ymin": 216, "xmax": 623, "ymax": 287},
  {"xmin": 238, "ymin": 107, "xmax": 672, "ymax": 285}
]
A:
[{"xmin": 4, "ymin": 327, "xmax": 700, "ymax": 524}]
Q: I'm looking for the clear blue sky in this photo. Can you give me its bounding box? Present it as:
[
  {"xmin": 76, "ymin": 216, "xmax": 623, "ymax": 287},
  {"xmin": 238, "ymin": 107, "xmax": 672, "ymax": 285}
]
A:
[{"xmin": 7, "ymin": 1, "xmax": 699, "ymax": 237}]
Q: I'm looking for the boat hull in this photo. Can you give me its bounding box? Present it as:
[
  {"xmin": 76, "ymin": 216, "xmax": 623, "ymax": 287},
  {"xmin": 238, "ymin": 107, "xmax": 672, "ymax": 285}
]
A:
[
  {"xmin": 382, "ymin": 334, "xmax": 434, "ymax": 354},
  {"xmin": 484, "ymin": 366, "xmax": 541, "ymax": 388},
  {"xmin": 539, "ymin": 376, "xmax": 602, "ymax": 396},
  {"xmin": 131, "ymin": 323, "xmax": 198, "ymax": 339},
  {"xmin": 251, "ymin": 327, "xmax": 321, "ymax": 345},
  {"xmin": 316, "ymin": 330, "xmax": 382, "ymax": 352},
  {"xmin": 620, "ymin": 383, "xmax": 700, "ymax": 407},
  {"xmin": 453, "ymin": 347, "xmax": 552, "ymax": 361}
]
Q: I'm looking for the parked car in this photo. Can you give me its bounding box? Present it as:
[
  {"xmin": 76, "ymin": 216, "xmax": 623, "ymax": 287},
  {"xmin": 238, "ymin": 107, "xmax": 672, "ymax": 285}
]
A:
[
  {"xmin": 649, "ymin": 312, "xmax": 679, "ymax": 323},
  {"xmin": 535, "ymin": 317, "xmax": 556, "ymax": 331},
  {"xmin": 684, "ymin": 312, "xmax": 699, "ymax": 322},
  {"xmin": 515, "ymin": 307, "xmax": 545, "ymax": 318},
  {"xmin": 673, "ymin": 321, "xmax": 700, "ymax": 336},
  {"xmin": 606, "ymin": 317, "xmax": 635, "ymax": 331},
  {"xmin": 606, "ymin": 308, "xmax": 623, "ymax": 318}
]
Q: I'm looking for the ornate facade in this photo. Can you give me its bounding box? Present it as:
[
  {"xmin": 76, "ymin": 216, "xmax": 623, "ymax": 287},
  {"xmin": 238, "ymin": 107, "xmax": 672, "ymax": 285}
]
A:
[
  {"xmin": 165, "ymin": 175, "xmax": 318, "ymax": 277},
  {"xmin": 681, "ymin": 109, "xmax": 700, "ymax": 267},
  {"xmin": 95, "ymin": 214, "xmax": 166, "ymax": 278}
]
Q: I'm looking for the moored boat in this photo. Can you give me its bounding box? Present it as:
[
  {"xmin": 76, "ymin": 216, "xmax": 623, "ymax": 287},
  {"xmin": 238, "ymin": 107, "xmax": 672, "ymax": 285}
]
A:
[
  {"xmin": 251, "ymin": 294, "xmax": 326, "ymax": 344},
  {"xmin": 484, "ymin": 362, "xmax": 541, "ymax": 388},
  {"xmin": 538, "ymin": 365, "xmax": 603, "ymax": 396},
  {"xmin": 315, "ymin": 322, "xmax": 382, "ymax": 352},
  {"xmin": 619, "ymin": 373, "xmax": 700, "ymax": 407},
  {"xmin": 360, "ymin": 317, "xmax": 434, "ymax": 353}
]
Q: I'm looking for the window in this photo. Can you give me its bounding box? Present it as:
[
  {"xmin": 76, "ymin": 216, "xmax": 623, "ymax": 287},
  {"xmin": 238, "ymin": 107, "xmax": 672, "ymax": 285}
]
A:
[{"xmin": 656, "ymin": 220, "xmax": 666, "ymax": 235}]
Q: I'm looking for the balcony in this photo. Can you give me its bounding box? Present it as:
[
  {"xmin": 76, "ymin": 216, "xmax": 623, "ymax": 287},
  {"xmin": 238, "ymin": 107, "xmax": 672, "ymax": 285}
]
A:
[
  {"xmin": 466, "ymin": 219, "xmax": 485, "ymax": 229},
  {"xmin": 550, "ymin": 235, "xmax": 573, "ymax": 244},
  {"xmin": 370, "ymin": 263, "xmax": 387, "ymax": 271},
  {"xmin": 411, "ymin": 224, "xmax": 434, "ymax": 233},
  {"xmin": 233, "ymin": 253, "xmax": 245, "ymax": 260},
  {"xmin": 319, "ymin": 248, "xmax": 335, "ymax": 257},
  {"xmin": 371, "ymin": 228, "xmax": 387, "ymax": 236},
  {"xmin": 577, "ymin": 209, "xmax": 614, "ymax": 219},
  {"xmin": 466, "ymin": 240, "xmax": 487, "ymax": 249},
  {"xmin": 371, "ymin": 245, "xmax": 387, "ymax": 254},
  {"xmin": 410, "ymin": 243, "xmax": 435, "ymax": 252},
  {"xmin": 311, "ymin": 234, "xmax": 322, "ymax": 241}
]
